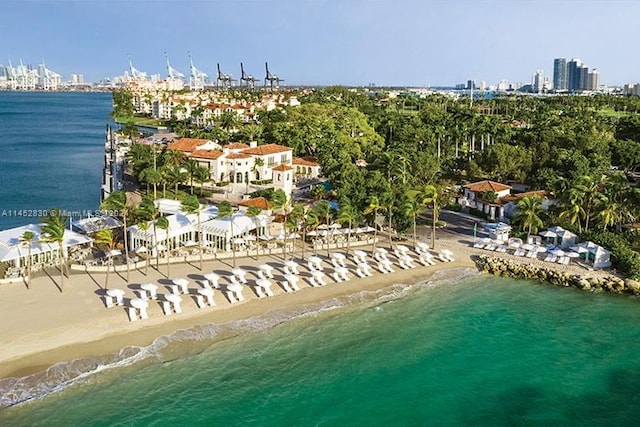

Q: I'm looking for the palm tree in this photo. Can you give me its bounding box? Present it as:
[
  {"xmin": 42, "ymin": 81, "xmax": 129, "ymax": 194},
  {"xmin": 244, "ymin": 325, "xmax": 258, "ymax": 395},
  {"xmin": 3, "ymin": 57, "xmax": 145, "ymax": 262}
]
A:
[
  {"xmin": 364, "ymin": 195, "xmax": 383, "ymax": 253},
  {"xmin": 403, "ymin": 196, "xmax": 424, "ymax": 247},
  {"xmin": 181, "ymin": 194, "xmax": 203, "ymax": 270},
  {"xmin": 40, "ymin": 209, "xmax": 69, "ymax": 291},
  {"xmin": 165, "ymin": 165, "xmax": 186, "ymax": 199},
  {"xmin": 100, "ymin": 191, "xmax": 131, "ymax": 281},
  {"xmin": 194, "ymin": 166, "xmax": 211, "ymax": 196},
  {"xmin": 94, "ymin": 229, "xmax": 117, "ymax": 291},
  {"xmin": 185, "ymin": 159, "xmax": 200, "ymax": 194},
  {"xmin": 289, "ymin": 204, "xmax": 306, "ymax": 260},
  {"xmin": 19, "ymin": 230, "xmax": 35, "ymax": 287},
  {"xmin": 513, "ymin": 195, "xmax": 544, "ymax": 238},
  {"xmin": 136, "ymin": 219, "xmax": 152, "ymax": 276},
  {"xmin": 216, "ymin": 201, "xmax": 237, "ymax": 267},
  {"xmin": 246, "ymin": 205, "xmax": 263, "ymax": 260},
  {"xmin": 337, "ymin": 200, "xmax": 360, "ymax": 256},
  {"xmin": 306, "ymin": 210, "xmax": 320, "ymax": 257},
  {"xmin": 419, "ymin": 185, "xmax": 439, "ymax": 249},
  {"xmin": 138, "ymin": 197, "xmax": 160, "ymax": 270},
  {"xmin": 558, "ymin": 189, "xmax": 585, "ymax": 233},
  {"xmin": 314, "ymin": 200, "xmax": 332, "ymax": 256},
  {"xmin": 140, "ymin": 167, "xmax": 162, "ymax": 199},
  {"xmin": 156, "ymin": 216, "xmax": 170, "ymax": 277},
  {"xmin": 271, "ymin": 189, "xmax": 292, "ymax": 260}
]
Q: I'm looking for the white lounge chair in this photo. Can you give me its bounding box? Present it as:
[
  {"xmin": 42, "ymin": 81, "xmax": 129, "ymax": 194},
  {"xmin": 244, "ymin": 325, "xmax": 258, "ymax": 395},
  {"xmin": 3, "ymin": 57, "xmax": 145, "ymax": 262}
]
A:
[
  {"xmin": 195, "ymin": 287, "xmax": 215, "ymax": 308},
  {"xmin": 226, "ymin": 283, "xmax": 245, "ymax": 303},
  {"xmin": 309, "ymin": 270, "xmax": 328, "ymax": 287},
  {"xmin": 106, "ymin": 288, "xmax": 125, "ymax": 307},
  {"xmin": 282, "ymin": 274, "xmax": 300, "ymax": 292},
  {"xmin": 256, "ymin": 279, "xmax": 275, "ymax": 296},
  {"xmin": 284, "ymin": 260, "xmax": 300, "ymax": 275},
  {"xmin": 232, "ymin": 268, "xmax": 248, "ymax": 284},
  {"xmin": 258, "ymin": 264, "xmax": 275, "ymax": 279}
]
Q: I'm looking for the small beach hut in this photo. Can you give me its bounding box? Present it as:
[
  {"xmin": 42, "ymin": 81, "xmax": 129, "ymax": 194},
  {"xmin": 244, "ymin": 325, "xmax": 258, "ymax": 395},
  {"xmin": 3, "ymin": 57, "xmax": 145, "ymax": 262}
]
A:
[
  {"xmin": 590, "ymin": 245, "xmax": 611, "ymax": 269},
  {"xmin": 547, "ymin": 226, "xmax": 577, "ymax": 249}
]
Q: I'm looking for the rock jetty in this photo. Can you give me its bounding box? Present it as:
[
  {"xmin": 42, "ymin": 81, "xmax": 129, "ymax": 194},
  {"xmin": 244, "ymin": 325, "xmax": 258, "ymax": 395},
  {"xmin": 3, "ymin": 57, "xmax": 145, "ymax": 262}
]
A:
[{"xmin": 475, "ymin": 254, "xmax": 640, "ymax": 296}]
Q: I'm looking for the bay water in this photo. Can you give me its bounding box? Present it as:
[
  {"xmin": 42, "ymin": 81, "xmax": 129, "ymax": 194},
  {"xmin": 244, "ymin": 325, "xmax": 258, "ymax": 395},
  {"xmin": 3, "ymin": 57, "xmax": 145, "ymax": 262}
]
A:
[
  {"xmin": 0, "ymin": 91, "xmax": 113, "ymax": 231},
  {"xmin": 1, "ymin": 272, "xmax": 639, "ymax": 426}
]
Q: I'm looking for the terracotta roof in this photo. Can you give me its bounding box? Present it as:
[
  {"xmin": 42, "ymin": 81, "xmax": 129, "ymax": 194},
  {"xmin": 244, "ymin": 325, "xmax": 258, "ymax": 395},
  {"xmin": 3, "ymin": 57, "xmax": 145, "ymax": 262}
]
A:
[
  {"xmin": 463, "ymin": 180, "xmax": 511, "ymax": 193},
  {"xmin": 239, "ymin": 197, "xmax": 272, "ymax": 210},
  {"xmin": 191, "ymin": 150, "xmax": 223, "ymax": 160},
  {"xmin": 499, "ymin": 190, "xmax": 551, "ymax": 203},
  {"xmin": 226, "ymin": 142, "xmax": 249, "ymax": 150},
  {"xmin": 226, "ymin": 153, "xmax": 251, "ymax": 159},
  {"xmin": 272, "ymin": 164, "xmax": 294, "ymax": 171},
  {"xmin": 242, "ymin": 143, "xmax": 291, "ymax": 156},
  {"xmin": 168, "ymin": 138, "xmax": 211, "ymax": 152},
  {"xmin": 293, "ymin": 157, "xmax": 320, "ymax": 167}
]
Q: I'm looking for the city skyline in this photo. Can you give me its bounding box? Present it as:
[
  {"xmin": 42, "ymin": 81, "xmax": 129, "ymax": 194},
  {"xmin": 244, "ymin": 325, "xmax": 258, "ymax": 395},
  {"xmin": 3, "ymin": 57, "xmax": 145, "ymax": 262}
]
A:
[{"xmin": 1, "ymin": 0, "xmax": 639, "ymax": 86}]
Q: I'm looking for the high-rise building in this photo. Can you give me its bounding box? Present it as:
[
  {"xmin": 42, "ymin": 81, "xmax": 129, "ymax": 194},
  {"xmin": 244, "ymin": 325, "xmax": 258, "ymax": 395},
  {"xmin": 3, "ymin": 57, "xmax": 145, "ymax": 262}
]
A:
[
  {"xmin": 567, "ymin": 58, "xmax": 582, "ymax": 91},
  {"xmin": 553, "ymin": 58, "xmax": 567, "ymax": 91}
]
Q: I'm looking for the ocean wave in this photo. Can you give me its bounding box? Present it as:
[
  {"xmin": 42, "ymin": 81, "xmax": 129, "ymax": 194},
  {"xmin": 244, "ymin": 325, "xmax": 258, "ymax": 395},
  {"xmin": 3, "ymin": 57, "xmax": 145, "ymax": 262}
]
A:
[{"xmin": 0, "ymin": 267, "xmax": 478, "ymax": 409}]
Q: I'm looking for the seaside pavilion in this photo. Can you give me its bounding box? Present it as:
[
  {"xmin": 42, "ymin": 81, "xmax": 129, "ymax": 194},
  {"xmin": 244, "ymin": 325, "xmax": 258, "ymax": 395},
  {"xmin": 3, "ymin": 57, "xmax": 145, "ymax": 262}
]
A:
[
  {"xmin": 0, "ymin": 223, "xmax": 92, "ymax": 278},
  {"xmin": 127, "ymin": 203, "xmax": 271, "ymax": 257}
]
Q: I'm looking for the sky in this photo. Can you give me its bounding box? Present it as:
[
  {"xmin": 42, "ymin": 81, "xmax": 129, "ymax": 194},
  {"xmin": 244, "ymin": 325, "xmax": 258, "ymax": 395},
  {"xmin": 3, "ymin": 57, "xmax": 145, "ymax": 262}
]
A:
[{"xmin": 1, "ymin": 0, "xmax": 639, "ymax": 87}]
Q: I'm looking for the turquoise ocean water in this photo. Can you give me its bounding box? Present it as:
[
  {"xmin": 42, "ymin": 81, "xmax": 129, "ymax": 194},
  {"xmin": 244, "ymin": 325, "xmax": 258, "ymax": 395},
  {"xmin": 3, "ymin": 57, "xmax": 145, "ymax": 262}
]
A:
[
  {"xmin": 1, "ymin": 271, "xmax": 639, "ymax": 426},
  {"xmin": 0, "ymin": 91, "xmax": 113, "ymax": 231}
]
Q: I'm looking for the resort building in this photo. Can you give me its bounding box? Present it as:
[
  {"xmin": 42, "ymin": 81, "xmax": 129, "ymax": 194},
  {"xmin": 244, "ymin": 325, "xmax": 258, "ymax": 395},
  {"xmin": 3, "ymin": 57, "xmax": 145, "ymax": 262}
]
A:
[
  {"xmin": 168, "ymin": 139, "xmax": 297, "ymax": 197},
  {"xmin": 0, "ymin": 224, "xmax": 92, "ymax": 280},
  {"xmin": 127, "ymin": 201, "xmax": 271, "ymax": 257}
]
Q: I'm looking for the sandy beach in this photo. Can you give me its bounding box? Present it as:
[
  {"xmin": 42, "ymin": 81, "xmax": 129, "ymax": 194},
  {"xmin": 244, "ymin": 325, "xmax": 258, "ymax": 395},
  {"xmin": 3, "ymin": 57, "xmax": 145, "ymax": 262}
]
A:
[{"xmin": 0, "ymin": 235, "xmax": 481, "ymax": 381}]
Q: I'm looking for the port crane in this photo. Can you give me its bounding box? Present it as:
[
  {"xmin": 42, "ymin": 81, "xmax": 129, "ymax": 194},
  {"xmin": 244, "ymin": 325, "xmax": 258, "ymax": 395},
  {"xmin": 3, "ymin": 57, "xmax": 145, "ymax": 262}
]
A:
[
  {"xmin": 240, "ymin": 63, "xmax": 259, "ymax": 89},
  {"xmin": 216, "ymin": 63, "xmax": 235, "ymax": 88},
  {"xmin": 264, "ymin": 62, "xmax": 284, "ymax": 89}
]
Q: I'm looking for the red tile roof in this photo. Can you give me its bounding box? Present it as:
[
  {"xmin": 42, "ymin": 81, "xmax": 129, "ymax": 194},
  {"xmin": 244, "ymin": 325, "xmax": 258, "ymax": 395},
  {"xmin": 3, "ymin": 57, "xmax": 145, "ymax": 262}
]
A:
[
  {"xmin": 226, "ymin": 153, "xmax": 251, "ymax": 159},
  {"xmin": 168, "ymin": 138, "xmax": 211, "ymax": 152},
  {"xmin": 242, "ymin": 143, "xmax": 291, "ymax": 156},
  {"xmin": 191, "ymin": 150, "xmax": 223, "ymax": 160},
  {"xmin": 293, "ymin": 157, "xmax": 320, "ymax": 167},
  {"xmin": 463, "ymin": 180, "xmax": 511, "ymax": 193},
  {"xmin": 499, "ymin": 190, "xmax": 551, "ymax": 203},
  {"xmin": 226, "ymin": 142, "xmax": 249, "ymax": 150},
  {"xmin": 239, "ymin": 197, "xmax": 272, "ymax": 210},
  {"xmin": 272, "ymin": 164, "xmax": 294, "ymax": 171}
]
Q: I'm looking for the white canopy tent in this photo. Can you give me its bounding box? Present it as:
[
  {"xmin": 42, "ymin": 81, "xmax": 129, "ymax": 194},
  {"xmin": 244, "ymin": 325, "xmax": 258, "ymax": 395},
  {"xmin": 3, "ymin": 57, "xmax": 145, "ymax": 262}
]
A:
[{"xmin": 0, "ymin": 223, "xmax": 92, "ymax": 268}]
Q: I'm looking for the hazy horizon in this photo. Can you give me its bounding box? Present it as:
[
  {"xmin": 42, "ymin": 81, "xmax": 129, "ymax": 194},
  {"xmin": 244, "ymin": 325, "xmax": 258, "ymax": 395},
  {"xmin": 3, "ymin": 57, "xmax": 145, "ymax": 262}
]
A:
[{"xmin": 1, "ymin": 0, "xmax": 639, "ymax": 87}]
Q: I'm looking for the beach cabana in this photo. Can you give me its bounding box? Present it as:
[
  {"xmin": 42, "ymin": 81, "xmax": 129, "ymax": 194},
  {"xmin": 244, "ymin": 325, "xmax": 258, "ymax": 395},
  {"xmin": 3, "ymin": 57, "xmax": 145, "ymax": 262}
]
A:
[
  {"xmin": 586, "ymin": 245, "xmax": 611, "ymax": 269},
  {"xmin": 547, "ymin": 226, "xmax": 577, "ymax": 249}
]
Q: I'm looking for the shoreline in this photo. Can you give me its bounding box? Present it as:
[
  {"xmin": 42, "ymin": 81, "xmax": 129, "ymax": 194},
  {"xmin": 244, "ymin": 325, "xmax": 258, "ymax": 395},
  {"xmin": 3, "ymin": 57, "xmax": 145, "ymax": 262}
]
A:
[
  {"xmin": 0, "ymin": 232, "xmax": 628, "ymax": 406},
  {"xmin": 0, "ymin": 242, "xmax": 477, "ymax": 382}
]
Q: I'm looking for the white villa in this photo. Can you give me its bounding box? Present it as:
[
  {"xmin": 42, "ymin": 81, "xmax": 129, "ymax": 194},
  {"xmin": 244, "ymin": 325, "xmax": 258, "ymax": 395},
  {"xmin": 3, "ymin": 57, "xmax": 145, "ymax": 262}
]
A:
[{"xmin": 168, "ymin": 139, "xmax": 303, "ymax": 196}]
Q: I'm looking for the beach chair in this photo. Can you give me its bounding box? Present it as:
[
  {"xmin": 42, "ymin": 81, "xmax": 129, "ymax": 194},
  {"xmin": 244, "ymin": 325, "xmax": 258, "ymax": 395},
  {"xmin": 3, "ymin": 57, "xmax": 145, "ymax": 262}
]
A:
[
  {"xmin": 258, "ymin": 264, "xmax": 275, "ymax": 279},
  {"xmin": 196, "ymin": 288, "xmax": 215, "ymax": 307},
  {"xmin": 256, "ymin": 279, "xmax": 275, "ymax": 297},
  {"xmin": 284, "ymin": 261, "xmax": 300, "ymax": 275},
  {"xmin": 232, "ymin": 268, "xmax": 248, "ymax": 284}
]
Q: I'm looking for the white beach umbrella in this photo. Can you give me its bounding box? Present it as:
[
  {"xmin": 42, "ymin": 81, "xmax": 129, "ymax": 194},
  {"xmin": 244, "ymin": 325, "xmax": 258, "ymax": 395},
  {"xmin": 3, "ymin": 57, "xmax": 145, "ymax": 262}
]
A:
[
  {"xmin": 227, "ymin": 283, "xmax": 244, "ymax": 293},
  {"xmin": 539, "ymin": 230, "xmax": 557, "ymax": 238},
  {"xmin": 551, "ymin": 248, "xmax": 566, "ymax": 257},
  {"xmin": 353, "ymin": 249, "xmax": 367, "ymax": 258},
  {"xmin": 440, "ymin": 249, "xmax": 454, "ymax": 257},
  {"xmin": 204, "ymin": 272, "xmax": 220, "ymax": 282},
  {"xmin": 521, "ymin": 244, "xmax": 535, "ymax": 251},
  {"xmin": 566, "ymin": 252, "xmax": 580, "ymax": 258}
]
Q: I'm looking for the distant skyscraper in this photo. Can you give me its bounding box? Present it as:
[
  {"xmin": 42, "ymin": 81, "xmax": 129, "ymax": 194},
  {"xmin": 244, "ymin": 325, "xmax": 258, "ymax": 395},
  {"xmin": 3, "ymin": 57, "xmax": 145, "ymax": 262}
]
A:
[
  {"xmin": 567, "ymin": 58, "xmax": 582, "ymax": 91},
  {"xmin": 553, "ymin": 58, "xmax": 567, "ymax": 91}
]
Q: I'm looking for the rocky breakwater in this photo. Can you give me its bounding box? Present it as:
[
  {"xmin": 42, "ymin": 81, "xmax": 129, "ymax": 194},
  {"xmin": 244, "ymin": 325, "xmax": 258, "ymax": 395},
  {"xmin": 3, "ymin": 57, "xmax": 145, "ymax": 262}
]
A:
[{"xmin": 475, "ymin": 255, "xmax": 640, "ymax": 296}]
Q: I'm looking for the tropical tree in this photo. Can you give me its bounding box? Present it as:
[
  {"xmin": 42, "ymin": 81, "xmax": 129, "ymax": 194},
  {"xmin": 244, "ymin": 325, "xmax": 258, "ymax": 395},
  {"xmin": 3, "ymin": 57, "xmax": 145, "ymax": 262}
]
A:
[
  {"xmin": 135, "ymin": 218, "xmax": 152, "ymax": 276},
  {"xmin": 194, "ymin": 166, "xmax": 211, "ymax": 196},
  {"xmin": 138, "ymin": 197, "xmax": 160, "ymax": 269},
  {"xmin": 181, "ymin": 194, "xmax": 204, "ymax": 270},
  {"xmin": 156, "ymin": 216, "xmax": 170, "ymax": 277},
  {"xmin": 363, "ymin": 195, "xmax": 383, "ymax": 253},
  {"xmin": 403, "ymin": 196, "xmax": 424, "ymax": 246},
  {"xmin": 140, "ymin": 167, "xmax": 162, "ymax": 199},
  {"xmin": 306, "ymin": 209, "xmax": 320, "ymax": 257},
  {"xmin": 19, "ymin": 230, "xmax": 35, "ymax": 287},
  {"xmin": 271, "ymin": 189, "xmax": 294, "ymax": 260},
  {"xmin": 314, "ymin": 200, "xmax": 333, "ymax": 256},
  {"xmin": 100, "ymin": 190, "xmax": 131, "ymax": 281},
  {"xmin": 246, "ymin": 205, "xmax": 263, "ymax": 260},
  {"xmin": 216, "ymin": 201, "xmax": 237, "ymax": 267},
  {"xmin": 419, "ymin": 185, "xmax": 439, "ymax": 249},
  {"xmin": 185, "ymin": 159, "xmax": 200, "ymax": 194},
  {"xmin": 513, "ymin": 195, "xmax": 544, "ymax": 238},
  {"xmin": 337, "ymin": 199, "xmax": 360, "ymax": 255},
  {"xmin": 94, "ymin": 229, "xmax": 117, "ymax": 291},
  {"xmin": 40, "ymin": 209, "xmax": 69, "ymax": 291}
]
